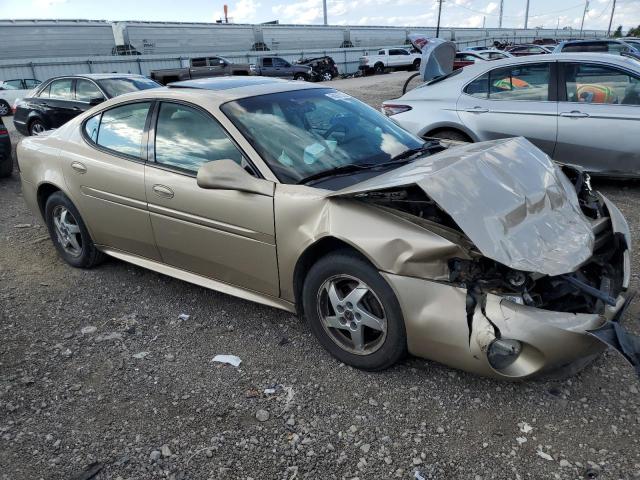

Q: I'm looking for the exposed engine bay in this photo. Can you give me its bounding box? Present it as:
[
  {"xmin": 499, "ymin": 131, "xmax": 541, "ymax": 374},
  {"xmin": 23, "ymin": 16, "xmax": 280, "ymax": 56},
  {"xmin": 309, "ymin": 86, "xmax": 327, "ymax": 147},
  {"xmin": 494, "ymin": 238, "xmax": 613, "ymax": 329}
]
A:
[{"xmin": 358, "ymin": 166, "xmax": 626, "ymax": 317}]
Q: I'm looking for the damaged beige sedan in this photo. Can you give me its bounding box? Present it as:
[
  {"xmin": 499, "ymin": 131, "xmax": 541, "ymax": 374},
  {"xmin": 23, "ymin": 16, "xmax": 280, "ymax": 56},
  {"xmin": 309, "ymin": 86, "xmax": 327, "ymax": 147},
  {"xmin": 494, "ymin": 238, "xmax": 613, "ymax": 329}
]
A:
[{"xmin": 18, "ymin": 77, "xmax": 639, "ymax": 379}]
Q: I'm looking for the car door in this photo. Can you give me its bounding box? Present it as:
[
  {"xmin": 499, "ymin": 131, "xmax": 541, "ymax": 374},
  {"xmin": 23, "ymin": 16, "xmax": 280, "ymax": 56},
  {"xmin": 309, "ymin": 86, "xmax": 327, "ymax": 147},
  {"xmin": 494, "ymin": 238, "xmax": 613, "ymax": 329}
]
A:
[
  {"xmin": 144, "ymin": 101, "xmax": 279, "ymax": 296},
  {"xmin": 457, "ymin": 61, "xmax": 558, "ymax": 155},
  {"xmin": 388, "ymin": 49, "xmax": 405, "ymax": 67},
  {"xmin": 62, "ymin": 101, "xmax": 161, "ymax": 260},
  {"xmin": 45, "ymin": 78, "xmax": 80, "ymax": 128},
  {"xmin": 259, "ymin": 57, "xmax": 276, "ymax": 76},
  {"xmin": 555, "ymin": 61, "xmax": 640, "ymax": 174},
  {"xmin": 206, "ymin": 57, "xmax": 228, "ymax": 77},
  {"xmin": 273, "ymin": 57, "xmax": 293, "ymax": 78}
]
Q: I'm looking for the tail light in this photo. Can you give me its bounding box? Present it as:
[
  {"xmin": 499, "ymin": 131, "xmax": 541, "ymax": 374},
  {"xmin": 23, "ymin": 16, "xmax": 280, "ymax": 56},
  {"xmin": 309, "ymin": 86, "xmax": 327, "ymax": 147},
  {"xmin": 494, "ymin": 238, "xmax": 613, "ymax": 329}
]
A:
[{"xmin": 381, "ymin": 104, "xmax": 412, "ymax": 116}]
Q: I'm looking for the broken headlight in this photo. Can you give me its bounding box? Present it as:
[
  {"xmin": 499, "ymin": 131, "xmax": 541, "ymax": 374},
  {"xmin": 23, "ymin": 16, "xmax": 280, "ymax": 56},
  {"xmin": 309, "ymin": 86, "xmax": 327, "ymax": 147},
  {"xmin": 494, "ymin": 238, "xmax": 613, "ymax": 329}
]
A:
[{"xmin": 487, "ymin": 339, "xmax": 522, "ymax": 370}]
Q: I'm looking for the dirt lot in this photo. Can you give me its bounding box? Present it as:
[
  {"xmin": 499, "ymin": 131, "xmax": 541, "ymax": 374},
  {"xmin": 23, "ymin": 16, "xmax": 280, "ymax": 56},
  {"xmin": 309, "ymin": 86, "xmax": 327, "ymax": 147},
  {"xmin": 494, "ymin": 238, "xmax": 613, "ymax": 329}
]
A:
[{"xmin": 1, "ymin": 71, "xmax": 640, "ymax": 480}]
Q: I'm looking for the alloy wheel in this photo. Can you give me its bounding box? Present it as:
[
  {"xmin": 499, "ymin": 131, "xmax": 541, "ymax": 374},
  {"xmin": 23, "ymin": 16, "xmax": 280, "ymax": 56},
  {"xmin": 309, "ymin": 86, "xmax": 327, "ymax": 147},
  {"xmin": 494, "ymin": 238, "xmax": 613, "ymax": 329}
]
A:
[
  {"xmin": 52, "ymin": 205, "xmax": 83, "ymax": 257},
  {"xmin": 316, "ymin": 274, "xmax": 387, "ymax": 355},
  {"xmin": 30, "ymin": 121, "xmax": 45, "ymax": 135},
  {"xmin": 0, "ymin": 103, "xmax": 9, "ymax": 116}
]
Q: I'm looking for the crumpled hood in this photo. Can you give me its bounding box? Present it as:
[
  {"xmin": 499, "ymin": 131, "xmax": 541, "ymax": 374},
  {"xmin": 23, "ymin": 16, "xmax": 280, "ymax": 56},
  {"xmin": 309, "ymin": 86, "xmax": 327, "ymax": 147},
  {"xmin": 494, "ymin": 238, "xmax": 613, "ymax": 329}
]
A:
[{"xmin": 329, "ymin": 137, "xmax": 595, "ymax": 276}]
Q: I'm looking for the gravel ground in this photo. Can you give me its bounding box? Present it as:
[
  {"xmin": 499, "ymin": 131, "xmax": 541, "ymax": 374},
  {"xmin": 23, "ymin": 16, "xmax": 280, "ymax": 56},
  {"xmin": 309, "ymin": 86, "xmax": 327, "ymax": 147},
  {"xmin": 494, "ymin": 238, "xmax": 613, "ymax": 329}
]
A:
[{"xmin": 1, "ymin": 72, "xmax": 640, "ymax": 480}]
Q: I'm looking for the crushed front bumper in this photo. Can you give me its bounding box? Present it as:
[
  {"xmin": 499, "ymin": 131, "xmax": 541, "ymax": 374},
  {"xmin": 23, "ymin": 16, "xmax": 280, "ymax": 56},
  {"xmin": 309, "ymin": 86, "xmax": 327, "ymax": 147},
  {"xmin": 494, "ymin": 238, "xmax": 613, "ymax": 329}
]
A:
[{"xmin": 384, "ymin": 273, "xmax": 629, "ymax": 379}]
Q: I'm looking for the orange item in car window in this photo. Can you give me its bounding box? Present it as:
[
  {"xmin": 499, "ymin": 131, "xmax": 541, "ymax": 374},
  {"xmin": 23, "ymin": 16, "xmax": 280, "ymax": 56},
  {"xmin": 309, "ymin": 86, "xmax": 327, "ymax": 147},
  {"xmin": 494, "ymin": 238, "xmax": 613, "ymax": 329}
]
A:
[
  {"xmin": 576, "ymin": 84, "xmax": 615, "ymax": 103},
  {"xmin": 493, "ymin": 77, "xmax": 531, "ymax": 90}
]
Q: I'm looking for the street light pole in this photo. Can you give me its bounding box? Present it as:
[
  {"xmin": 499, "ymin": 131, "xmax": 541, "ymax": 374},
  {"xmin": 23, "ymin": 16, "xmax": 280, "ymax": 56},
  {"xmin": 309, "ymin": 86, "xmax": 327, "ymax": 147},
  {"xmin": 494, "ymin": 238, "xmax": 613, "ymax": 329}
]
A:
[
  {"xmin": 498, "ymin": 0, "xmax": 504, "ymax": 28},
  {"xmin": 323, "ymin": 0, "xmax": 328, "ymax": 25},
  {"xmin": 580, "ymin": 0, "xmax": 589, "ymax": 37},
  {"xmin": 524, "ymin": 0, "xmax": 530, "ymax": 29},
  {"xmin": 607, "ymin": 0, "xmax": 616, "ymax": 36},
  {"xmin": 436, "ymin": 0, "xmax": 443, "ymax": 38}
]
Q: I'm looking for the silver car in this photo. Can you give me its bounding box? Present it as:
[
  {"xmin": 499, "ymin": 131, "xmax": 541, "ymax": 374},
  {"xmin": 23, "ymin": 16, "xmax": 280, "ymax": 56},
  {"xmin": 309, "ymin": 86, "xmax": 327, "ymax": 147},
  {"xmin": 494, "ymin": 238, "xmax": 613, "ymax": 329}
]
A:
[{"xmin": 383, "ymin": 53, "xmax": 640, "ymax": 177}]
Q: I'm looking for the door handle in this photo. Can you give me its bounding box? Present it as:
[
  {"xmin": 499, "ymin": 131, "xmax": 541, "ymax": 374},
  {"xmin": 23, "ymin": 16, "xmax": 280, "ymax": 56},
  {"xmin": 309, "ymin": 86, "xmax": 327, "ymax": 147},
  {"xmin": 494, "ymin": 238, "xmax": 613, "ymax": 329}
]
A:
[
  {"xmin": 560, "ymin": 111, "xmax": 589, "ymax": 118},
  {"xmin": 465, "ymin": 107, "xmax": 489, "ymax": 113},
  {"xmin": 70, "ymin": 161, "xmax": 87, "ymax": 174},
  {"xmin": 152, "ymin": 184, "xmax": 174, "ymax": 199}
]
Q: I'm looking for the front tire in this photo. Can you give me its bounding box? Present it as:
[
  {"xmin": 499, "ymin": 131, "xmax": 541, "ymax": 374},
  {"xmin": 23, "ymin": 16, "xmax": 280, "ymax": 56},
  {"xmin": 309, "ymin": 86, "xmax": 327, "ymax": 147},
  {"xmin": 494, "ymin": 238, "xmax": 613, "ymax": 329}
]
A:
[
  {"xmin": 302, "ymin": 251, "xmax": 407, "ymax": 371},
  {"xmin": 0, "ymin": 100, "xmax": 10, "ymax": 116},
  {"xmin": 293, "ymin": 73, "xmax": 307, "ymax": 81},
  {"xmin": 374, "ymin": 63, "xmax": 385, "ymax": 75},
  {"xmin": 44, "ymin": 191, "xmax": 105, "ymax": 268}
]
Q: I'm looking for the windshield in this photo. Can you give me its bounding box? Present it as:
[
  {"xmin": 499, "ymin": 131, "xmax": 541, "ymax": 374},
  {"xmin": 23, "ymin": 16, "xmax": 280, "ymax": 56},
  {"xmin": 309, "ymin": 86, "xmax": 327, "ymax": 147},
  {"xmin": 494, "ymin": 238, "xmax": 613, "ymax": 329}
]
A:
[
  {"xmin": 221, "ymin": 88, "xmax": 424, "ymax": 184},
  {"xmin": 96, "ymin": 77, "xmax": 160, "ymax": 98}
]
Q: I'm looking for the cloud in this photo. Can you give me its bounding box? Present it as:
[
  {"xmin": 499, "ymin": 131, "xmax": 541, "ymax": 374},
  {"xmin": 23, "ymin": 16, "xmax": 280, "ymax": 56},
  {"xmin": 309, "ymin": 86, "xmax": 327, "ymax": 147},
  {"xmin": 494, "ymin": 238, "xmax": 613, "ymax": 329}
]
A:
[
  {"xmin": 33, "ymin": 0, "xmax": 67, "ymax": 8},
  {"xmin": 228, "ymin": 0, "xmax": 261, "ymax": 23}
]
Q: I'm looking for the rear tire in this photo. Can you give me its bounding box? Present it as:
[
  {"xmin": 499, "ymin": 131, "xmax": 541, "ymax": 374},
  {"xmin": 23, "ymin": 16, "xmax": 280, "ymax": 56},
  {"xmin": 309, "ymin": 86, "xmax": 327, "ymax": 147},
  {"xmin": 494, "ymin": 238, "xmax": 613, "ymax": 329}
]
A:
[
  {"xmin": 28, "ymin": 119, "xmax": 46, "ymax": 136},
  {"xmin": 428, "ymin": 129, "xmax": 471, "ymax": 143},
  {"xmin": 302, "ymin": 251, "xmax": 407, "ymax": 371},
  {"xmin": 0, "ymin": 100, "xmax": 10, "ymax": 116},
  {"xmin": 44, "ymin": 191, "xmax": 105, "ymax": 268},
  {"xmin": 374, "ymin": 63, "xmax": 385, "ymax": 74},
  {"xmin": 411, "ymin": 59, "xmax": 421, "ymax": 71}
]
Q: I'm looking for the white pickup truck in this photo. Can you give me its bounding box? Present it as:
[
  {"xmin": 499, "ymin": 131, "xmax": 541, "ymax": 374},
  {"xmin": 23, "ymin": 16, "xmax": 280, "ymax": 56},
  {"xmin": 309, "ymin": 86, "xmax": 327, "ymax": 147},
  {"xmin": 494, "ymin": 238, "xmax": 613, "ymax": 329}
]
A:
[{"xmin": 359, "ymin": 48, "xmax": 421, "ymax": 75}]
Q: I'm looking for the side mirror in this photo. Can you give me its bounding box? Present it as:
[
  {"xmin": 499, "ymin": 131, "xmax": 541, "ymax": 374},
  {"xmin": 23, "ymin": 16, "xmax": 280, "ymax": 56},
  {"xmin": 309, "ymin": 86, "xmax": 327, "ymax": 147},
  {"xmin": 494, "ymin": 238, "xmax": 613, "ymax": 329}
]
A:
[
  {"xmin": 89, "ymin": 97, "xmax": 105, "ymax": 105},
  {"xmin": 197, "ymin": 160, "xmax": 274, "ymax": 196}
]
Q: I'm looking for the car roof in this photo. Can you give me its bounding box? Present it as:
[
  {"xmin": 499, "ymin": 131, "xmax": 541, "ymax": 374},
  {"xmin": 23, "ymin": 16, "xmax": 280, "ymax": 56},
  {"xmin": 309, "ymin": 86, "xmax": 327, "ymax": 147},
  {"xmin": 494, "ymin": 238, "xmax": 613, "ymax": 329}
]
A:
[
  {"xmin": 559, "ymin": 38, "xmax": 624, "ymax": 44},
  {"xmin": 91, "ymin": 76, "xmax": 328, "ymax": 110},
  {"xmin": 46, "ymin": 73, "xmax": 149, "ymax": 81},
  {"xmin": 168, "ymin": 76, "xmax": 286, "ymax": 91},
  {"xmin": 450, "ymin": 52, "xmax": 640, "ymax": 76}
]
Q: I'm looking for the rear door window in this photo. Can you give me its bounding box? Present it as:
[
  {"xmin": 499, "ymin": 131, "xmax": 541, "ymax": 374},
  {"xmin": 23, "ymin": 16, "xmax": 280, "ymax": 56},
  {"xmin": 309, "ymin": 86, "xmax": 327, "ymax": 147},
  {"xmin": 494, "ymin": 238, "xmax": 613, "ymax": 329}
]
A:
[
  {"xmin": 262, "ymin": 58, "xmax": 273, "ymax": 67},
  {"xmin": 49, "ymin": 79, "xmax": 73, "ymax": 100},
  {"xmin": 24, "ymin": 79, "xmax": 41, "ymax": 89},
  {"xmin": 191, "ymin": 58, "xmax": 207, "ymax": 67},
  {"xmin": 563, "ymin": 63, "xmax": 640, "ymax": 105},
  {"xmin": 95, "ymin": 102, "xmax": 152, "ymax": 159}
]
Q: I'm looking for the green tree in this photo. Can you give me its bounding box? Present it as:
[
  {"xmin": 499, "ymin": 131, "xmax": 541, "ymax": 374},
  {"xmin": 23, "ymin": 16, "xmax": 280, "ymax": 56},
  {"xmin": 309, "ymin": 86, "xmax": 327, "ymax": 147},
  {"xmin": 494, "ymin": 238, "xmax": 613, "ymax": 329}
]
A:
[
  {"xmin": 628, "ymin": 25, "xmax": 640, "ymax": 37},
  {"xmin": 613, "ymin": 25, "xmax": 623, "ymax": 38}
]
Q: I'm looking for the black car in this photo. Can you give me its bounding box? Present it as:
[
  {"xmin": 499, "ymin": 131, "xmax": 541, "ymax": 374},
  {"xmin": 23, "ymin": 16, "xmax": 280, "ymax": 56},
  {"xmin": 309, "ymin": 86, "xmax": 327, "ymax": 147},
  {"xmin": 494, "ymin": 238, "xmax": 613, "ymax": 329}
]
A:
[
  {"xmin": 296, "ymin": 56, "xmax": 339, "ymax": 81},
  {"xmin": 0, "ymin": 117, "xmax": 12, "ymax": 177},
  {"xmin": 13, "ymin": 74, "xmax": 161, "ymax": 136}
]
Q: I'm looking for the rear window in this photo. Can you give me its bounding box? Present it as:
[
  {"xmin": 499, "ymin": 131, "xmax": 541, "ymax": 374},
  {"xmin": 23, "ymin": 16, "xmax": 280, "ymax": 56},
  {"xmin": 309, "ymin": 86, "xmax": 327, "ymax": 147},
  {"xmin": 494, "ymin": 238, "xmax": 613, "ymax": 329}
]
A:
[
  {"xmin": 562, "ymin": 42, "xmax": 608, "ymax": 53},
  {"xmin": 95, "ymin": 77, "xmax": 160, "ymax": 98},
  {"xmin": 419, "ymin": 68, "xmax": 463, "ymax": 88}
]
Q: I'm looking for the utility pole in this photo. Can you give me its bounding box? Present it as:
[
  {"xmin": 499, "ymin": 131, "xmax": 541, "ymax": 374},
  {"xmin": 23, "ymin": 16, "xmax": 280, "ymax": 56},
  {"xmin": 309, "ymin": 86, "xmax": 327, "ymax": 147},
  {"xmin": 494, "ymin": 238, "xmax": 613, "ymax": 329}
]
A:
[
  {"xmin": 607, "ymin": 0, "xmax": 616, "ymax": 36},
  {"xmin": 580, "ymin": 0, "xmax": 589, "ymax": 37},
  {"xmin": 323, "ymin": 0, "xmax": 328, "ymax": 25},
  {"xmin": 436, "ymin": 0, "xmax": 444, "ymax": 38},
  {"xmin": 498, "ymin": 0, "xmax": 504, "ymax": 28},
  {"xmin": 524, "ymin": 0, "xmax": 530, "ymax": 29}
]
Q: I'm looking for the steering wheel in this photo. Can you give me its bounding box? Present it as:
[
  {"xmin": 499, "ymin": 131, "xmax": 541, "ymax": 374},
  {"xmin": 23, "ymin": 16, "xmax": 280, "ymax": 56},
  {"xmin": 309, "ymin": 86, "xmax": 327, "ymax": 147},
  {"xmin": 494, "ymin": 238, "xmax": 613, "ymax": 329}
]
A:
[{"xmin": 322, "ymin": 123, "xmax": 348, "ymax": 139}]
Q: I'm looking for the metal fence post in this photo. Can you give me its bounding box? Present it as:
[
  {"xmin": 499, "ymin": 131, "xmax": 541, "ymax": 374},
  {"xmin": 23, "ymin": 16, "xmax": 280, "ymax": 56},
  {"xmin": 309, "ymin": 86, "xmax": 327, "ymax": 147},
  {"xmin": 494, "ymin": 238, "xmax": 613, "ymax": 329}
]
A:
[
  {"xmin": 29, "ymin": 62, "xmax": 37, "ymax": 79},
  {"xmin": 136, "ymin": 58, "xmax": 143, "ymax": 74},
  {"xmin": 87, "ymin": 60, "xmax": 93, "ymax": 73}
]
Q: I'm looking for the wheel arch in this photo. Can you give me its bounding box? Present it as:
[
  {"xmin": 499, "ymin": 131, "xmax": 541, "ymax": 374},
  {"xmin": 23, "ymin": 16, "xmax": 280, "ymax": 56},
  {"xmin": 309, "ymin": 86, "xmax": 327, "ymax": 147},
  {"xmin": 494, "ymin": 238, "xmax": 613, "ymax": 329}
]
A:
[
  {"xmin": 422, "ymin": 124, "xmax": 476, "ymax": 142},
  {"xmin": 36, "ymin": 182, "xmax": 63, "ymax": 217},
  {"xmin": 292, "ymin": 236, "xmax": 376, "ymax": 317}
]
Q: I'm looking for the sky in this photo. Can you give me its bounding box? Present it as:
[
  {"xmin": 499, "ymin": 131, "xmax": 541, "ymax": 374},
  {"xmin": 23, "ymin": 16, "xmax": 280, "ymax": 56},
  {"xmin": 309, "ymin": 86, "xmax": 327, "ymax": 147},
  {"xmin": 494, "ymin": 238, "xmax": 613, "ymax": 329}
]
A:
[{"xmin": 1, "ymin": 0, "xmax": 639, "ymax": 31}]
